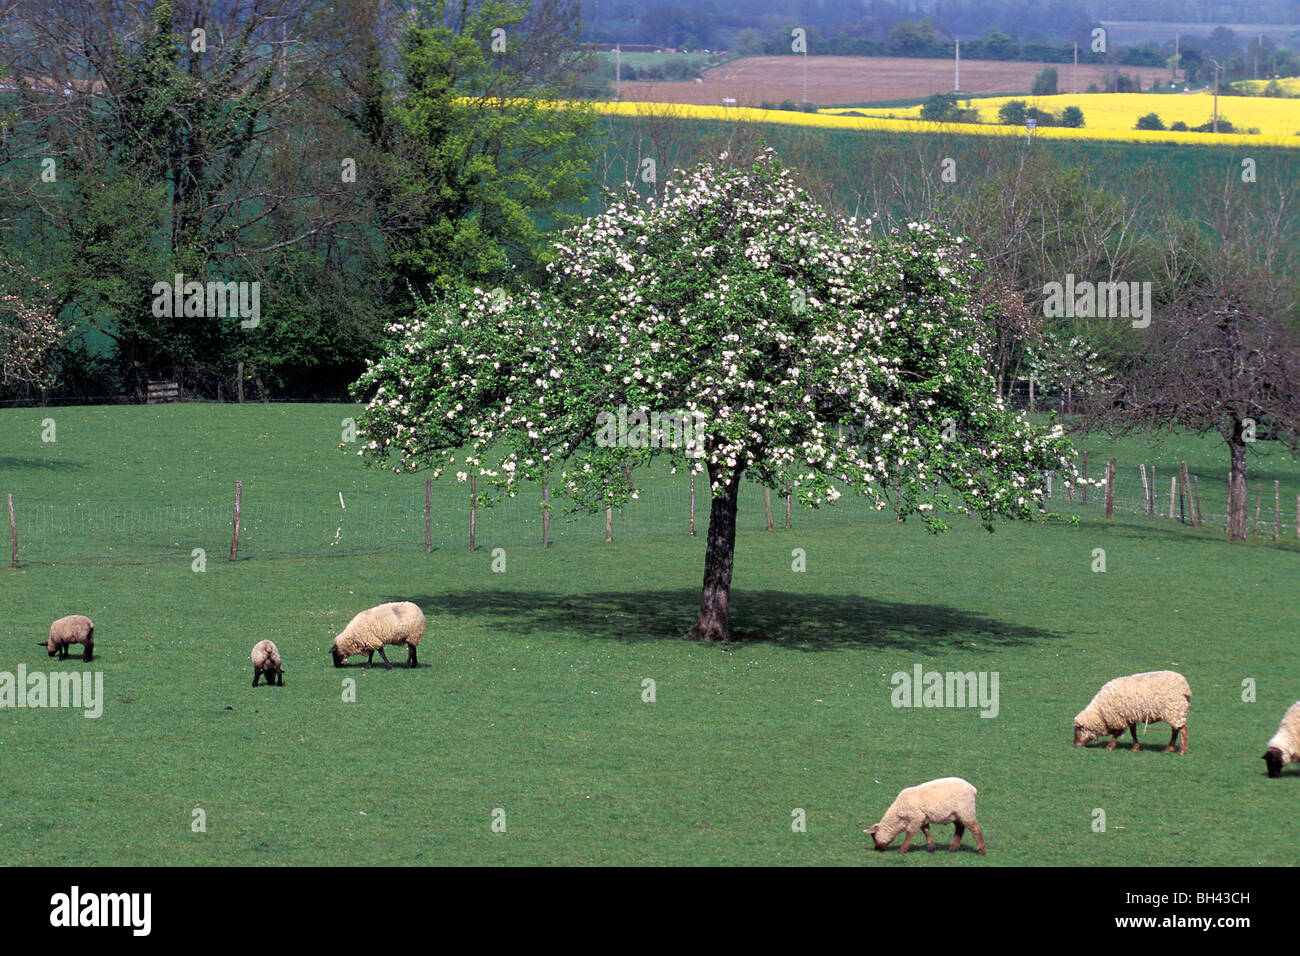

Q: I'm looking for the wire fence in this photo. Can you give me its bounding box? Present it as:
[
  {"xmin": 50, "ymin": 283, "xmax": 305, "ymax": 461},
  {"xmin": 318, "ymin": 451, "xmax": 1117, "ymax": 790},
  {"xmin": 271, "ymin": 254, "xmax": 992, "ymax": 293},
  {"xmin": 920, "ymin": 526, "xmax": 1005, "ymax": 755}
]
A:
[{"xmin": 5, "ymin": 454, "xmax": 1296, "ymax": 567}]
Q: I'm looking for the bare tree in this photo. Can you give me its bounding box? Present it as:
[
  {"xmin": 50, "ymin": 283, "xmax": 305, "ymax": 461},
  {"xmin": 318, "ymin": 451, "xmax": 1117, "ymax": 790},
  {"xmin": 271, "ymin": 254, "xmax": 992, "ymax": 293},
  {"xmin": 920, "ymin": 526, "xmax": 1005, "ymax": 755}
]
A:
[{"xmin": 1096, "ymin": 284, "xmax": 1299, "ymax": 540}]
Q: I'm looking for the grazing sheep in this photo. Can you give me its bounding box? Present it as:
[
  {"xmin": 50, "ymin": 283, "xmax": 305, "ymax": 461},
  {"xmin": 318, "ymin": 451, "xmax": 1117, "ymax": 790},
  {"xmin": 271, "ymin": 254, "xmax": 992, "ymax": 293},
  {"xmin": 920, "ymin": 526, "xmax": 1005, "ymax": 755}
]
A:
[
  {"xmin": 1073, "ymin": 670, "xmax": 1191, "ymax": 755},
  {"xmin": 330, "ymin": 601, "xmax": 424, "ymax": 670},
  {"xmin": 40, "ymin": 615, "xmax": 94, "ymax": 662},
  {"xmin": 1262, "ymin": 701, "xmax": 1300, "ymax": 778},
  {"xmin": 864, "ymin": 777, "xmax": 986, "ymax": 855},
  {"xmin": 251, "ymin": 640, "xmax": 284, "ymax": 687}
]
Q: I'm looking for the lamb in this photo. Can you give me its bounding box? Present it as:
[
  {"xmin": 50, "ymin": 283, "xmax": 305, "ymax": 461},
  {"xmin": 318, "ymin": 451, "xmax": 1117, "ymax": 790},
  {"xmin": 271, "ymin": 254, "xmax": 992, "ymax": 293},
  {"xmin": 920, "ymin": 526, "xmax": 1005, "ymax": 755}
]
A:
[
  {"xmin": 1073, "ymin": 670, "xmax": 1191, "ymax": 755},
  {"xmin": 250, "ymin": 640, "xmax": 284, "ymax": 687},
  {"xmin": 40, "ymin": 615, "xmax": 94, "ymax": 662},
  {"xmin": 863, "ymin": 776, "xmax": 986, "ymax": 855},
  {"xmin": 1262, "ymin": 701, "xmax": 1300, "ymax": 778},
  {"xmin": 329, "ymin": 601, "xmax": 425, "ymax": 670}
]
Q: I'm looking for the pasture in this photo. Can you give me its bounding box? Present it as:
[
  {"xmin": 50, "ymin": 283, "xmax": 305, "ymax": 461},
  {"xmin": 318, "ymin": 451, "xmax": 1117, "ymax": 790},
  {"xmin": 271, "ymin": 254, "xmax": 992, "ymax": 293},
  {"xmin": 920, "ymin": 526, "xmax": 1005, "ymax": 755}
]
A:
[{"xmin": 1, "ymin": 404, "xmax": 1297, "ymax": 865}]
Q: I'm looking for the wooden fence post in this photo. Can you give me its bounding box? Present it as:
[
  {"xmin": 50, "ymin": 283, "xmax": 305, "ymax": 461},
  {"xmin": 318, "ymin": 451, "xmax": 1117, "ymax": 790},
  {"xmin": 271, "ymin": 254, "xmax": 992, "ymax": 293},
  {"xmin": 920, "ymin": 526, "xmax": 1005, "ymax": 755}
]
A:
[
  {"xmin": 1295, "ymin": 495, "xmax": 1299, "ymax": 538},
  {"xmin": 469, "ymin": 474, "xmax": 477, "ymax": 552},
  {"xmin": 1179, "ymin": 462, "xmax": 1193, "ymax": 526},
  {"xmin": 1139, "ymin": 464, "xmax": 1150, "ymax": 516},
  {"xmin": 425, "ymin": 476, "xmax": 432, "ymax": 553},
  {"xmin": 542, "ymin": 483, "xmax": 549, "ymax": 549},
  {"xmin": 7, "ymin": 493, "xmax": 16, "ymax": 569},
  {"xmin": 229, "ymin": 480, "xmax": 242, "ymax": 560},
  {"xmin": 764, "ymin": 488, "xmax": 773, "ymax": 531},
  {"xmin": 1274, "ymin": 481, "xmax": 1280, "ymax": 541},
  {"xmin": 785, "ymin": 484, "xmax": 791, "ymax": 529},
  {"xmin": 1080, "ymin": 451, "xmax": 1088, "ymax": 505},
  {"xmin": 605, "ymin": 505, "xmax": 613, "ymax": 542},
  {"xmin": 1192, "ymin": 475, "xmax": 1203, "ymax": 526},
  {"xmin": 1104, "ymin": 458, "xmax": 1115, "ymax": 519},
  {"xmin": 1046, "ymin": 470, "xmax": 1053, "ymax": 498},
  {"xmin": 236, "ymin": 361, "xmax": 244, "ymax": 403},
  {"xmin": 1254, "ymin": 487, "xmax": 1261, "ymax": 536},
  {"xmin": 1168, "ymin": 476, "xmax": 1176, "ymax": 519}
]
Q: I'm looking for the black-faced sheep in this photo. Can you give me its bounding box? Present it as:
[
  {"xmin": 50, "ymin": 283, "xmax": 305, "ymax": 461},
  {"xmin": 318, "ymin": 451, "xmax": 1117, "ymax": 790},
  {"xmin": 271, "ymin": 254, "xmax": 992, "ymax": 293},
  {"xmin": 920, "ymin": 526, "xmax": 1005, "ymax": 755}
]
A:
[
  {"xmin": 1073, "ymin": 670, "xmax": 1191, "ymax": 754},
  {"xmin": 864, "ymin": 777, "xmax": 986, "ymax": 855},
  {"xmin": 40, "ymin": 615, "xmax": 94, "ymax": 662},
  {"xmin": 329, "ymin": 601, "xmax": 425, "ymax": 670},
  {"xmin": 251, "ymin": 640, "xmax": 284, "ymax": 687},
  {"xmin": 1262, "ymin": 701, "xmax": 1300, "ymax": 778}
]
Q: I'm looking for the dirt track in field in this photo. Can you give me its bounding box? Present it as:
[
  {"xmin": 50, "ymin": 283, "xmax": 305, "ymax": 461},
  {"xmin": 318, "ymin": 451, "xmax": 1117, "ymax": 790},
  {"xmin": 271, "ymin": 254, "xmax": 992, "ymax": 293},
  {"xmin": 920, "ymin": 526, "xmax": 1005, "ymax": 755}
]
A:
[{"xmin": 617, "ymin": 56, "xmax": 1172, "ymax": 107}]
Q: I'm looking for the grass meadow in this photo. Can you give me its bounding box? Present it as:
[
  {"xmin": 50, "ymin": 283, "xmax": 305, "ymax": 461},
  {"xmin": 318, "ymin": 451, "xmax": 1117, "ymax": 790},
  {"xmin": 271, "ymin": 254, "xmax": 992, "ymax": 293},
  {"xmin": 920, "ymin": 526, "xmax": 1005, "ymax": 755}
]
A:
[{"xmin": 1, "ymin": 404, "xmax": 1297, "ymax": 865}]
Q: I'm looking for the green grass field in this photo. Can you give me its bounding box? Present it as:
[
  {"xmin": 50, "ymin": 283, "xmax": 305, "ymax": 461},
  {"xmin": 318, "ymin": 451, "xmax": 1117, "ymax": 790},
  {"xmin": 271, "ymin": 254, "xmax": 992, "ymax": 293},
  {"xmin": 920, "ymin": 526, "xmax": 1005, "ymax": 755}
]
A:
[{"xmin": 1, "ymin": 404, "xmax": 1297, "ymax": 865}]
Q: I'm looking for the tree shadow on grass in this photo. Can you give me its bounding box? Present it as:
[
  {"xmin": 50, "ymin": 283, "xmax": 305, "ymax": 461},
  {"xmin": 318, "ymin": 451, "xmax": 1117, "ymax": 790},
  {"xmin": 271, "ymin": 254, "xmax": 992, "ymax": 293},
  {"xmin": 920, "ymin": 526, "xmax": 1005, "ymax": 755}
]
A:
[
  {"xmin": 0, "ymin": 456, "xmax": 87, "ymax": 471},
  {"xmin": 410, "ymin": 589, "xmax": 1064, "ymax": 653}
]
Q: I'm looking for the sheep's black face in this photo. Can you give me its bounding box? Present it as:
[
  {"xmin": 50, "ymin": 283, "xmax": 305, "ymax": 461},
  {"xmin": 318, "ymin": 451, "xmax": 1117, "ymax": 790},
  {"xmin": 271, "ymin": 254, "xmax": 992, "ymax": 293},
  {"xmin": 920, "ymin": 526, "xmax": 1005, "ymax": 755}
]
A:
[
  {"xmin": 1263, "ymin": 748, "xmax": 1284, "ymax": 778},
  {"xmin": 330, "ymin": 646, "xmax": 343, "ymax": 667}
]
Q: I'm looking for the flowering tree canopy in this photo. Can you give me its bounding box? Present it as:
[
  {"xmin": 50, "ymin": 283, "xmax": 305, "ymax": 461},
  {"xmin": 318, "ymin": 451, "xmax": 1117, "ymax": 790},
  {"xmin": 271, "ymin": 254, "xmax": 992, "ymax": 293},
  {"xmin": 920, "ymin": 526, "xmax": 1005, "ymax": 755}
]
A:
[
  {"xmin": 0, "ymin": 263, "xmax": 63, "ymax": 388},
  {"xmin": 353, "ymin": 151, "xmax": 1075, "ymax": 641}
]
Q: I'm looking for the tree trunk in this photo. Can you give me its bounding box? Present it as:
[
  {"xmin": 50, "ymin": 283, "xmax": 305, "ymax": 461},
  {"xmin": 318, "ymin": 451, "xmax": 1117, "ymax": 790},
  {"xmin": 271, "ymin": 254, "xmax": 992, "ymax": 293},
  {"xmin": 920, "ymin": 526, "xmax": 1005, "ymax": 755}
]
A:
[
  {"xmin": 686, "ymin": 466, "xmax": 741, "ymax": 642},
  {"xmin": 1227, "ymin": 433, "xmax": 1248, "ymax": 542}
]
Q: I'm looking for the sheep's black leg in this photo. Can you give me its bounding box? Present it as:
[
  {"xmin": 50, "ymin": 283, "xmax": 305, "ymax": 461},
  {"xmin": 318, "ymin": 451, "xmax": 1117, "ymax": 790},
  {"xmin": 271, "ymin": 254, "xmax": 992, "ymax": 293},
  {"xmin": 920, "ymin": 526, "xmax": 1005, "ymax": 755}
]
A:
[
  {"xmin": 408, "ymin": 647, "xmax": 418, "ymax": 668},
  {"xmin": 1129, "ymin": 722, "xmax": 1140, "ymax": 751},
  {"xmin": 253, "ymin": 671, "xmax": 260, "ymax": 687},
  {"xmin": 921, "ymin": 823, "xmax": 935, "ymax": 852},
  {"xmin": 950, "ymin": 822, "xmax": 965, "ymax": 852},
  {"xmin": 83, "ymin": 646, "xmax": 92, "ymax": 662},
  {"xmin": 366, "ymin": 650, "xmax": 374, "ymax": 666},
  {"xmin": 377, "ymin": 647, "xmax": 392, "ymax": 671}
]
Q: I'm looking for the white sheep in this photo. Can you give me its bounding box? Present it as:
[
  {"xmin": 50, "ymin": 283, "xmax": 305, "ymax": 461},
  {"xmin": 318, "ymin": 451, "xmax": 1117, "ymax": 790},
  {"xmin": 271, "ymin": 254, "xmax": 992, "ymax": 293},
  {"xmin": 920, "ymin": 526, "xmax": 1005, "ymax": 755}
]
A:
[
  {"xmin": 251, "ymin": 640, "xmax": 284, "ymax": 687},
  {"xmin": 1073, "ymin": 670, "xmax": 1191, "ymax": 754},
  {"xmin": 329, "ymin": 601, "xmax": 425, "ymax": 670},
  {"xmin": 40, "ymin": 615, "xmax": 94, "ymax": 662},
  {"xmin": 864, "ymin": 776, "xmax": 986, "ymax": 855},
  {"xmin": 1262, "ymin": 701, "xmax": 1300, "ymax": 778}
]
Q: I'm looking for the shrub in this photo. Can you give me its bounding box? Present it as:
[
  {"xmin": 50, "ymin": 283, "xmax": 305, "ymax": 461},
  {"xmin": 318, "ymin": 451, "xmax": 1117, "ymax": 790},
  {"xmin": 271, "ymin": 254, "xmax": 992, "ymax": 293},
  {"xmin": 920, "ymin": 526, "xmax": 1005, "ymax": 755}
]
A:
[
  {"xmin": 1169, "ymin": 120, "xmax": 1189, "ymax": 131},
  {"xmin": 1060, "ymin": 105, "xmax": 1085, "ymax": 127},
  {"xmin": 1031, "ymin": 67, "xmax": 1058, "ymax": 95},
  {"xmin": 1135, "ymin": 112, "xmax": 1166, "ymax": 130},
  {"xmin": 997, "ymin": 99, "xmax": 1028, "ymax": 125}
]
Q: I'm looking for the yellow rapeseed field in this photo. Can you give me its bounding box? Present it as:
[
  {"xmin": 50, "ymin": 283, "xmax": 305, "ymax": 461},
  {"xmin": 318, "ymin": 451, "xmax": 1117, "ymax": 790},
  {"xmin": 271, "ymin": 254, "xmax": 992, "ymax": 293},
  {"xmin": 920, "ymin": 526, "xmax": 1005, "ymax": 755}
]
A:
[
  {"xmin": 816, "ymin": 92, "xmax": 1300, "ymax": 146},
  {"xmin": 1233, "ymin": 77, "xmax": 1300, "ymax": 95}
]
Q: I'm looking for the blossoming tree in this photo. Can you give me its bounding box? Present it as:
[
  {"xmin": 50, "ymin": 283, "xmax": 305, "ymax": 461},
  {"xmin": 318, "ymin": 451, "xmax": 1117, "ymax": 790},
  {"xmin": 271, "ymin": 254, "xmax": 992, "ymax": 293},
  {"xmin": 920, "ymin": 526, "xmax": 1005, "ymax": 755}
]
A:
[
  {"xmin": 0, "ymin": 263, "xmax": 63, "ymax": 388},
  {"xmin": 353, "ymin": 151, "xmax": 1075, "ymax": 641}
]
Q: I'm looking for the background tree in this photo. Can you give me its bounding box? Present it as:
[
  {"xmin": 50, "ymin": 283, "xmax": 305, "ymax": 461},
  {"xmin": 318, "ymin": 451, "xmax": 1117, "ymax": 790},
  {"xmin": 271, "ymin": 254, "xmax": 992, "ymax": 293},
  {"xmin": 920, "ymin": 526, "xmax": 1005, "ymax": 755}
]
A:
[
  {"xmin": 0, "ymin": 261, "xmax": 64, "ymax": 390},
  {"xmin": 1099, "ymin": 285, "xmax": 1299, "ymax": 540},
  {"xmin": 352, "ymin": 152, "xmax": 1075, "ymax": 641},
  {"xmin": 354, "ymin": 0, "xmax": 598, "ymax": 300}
]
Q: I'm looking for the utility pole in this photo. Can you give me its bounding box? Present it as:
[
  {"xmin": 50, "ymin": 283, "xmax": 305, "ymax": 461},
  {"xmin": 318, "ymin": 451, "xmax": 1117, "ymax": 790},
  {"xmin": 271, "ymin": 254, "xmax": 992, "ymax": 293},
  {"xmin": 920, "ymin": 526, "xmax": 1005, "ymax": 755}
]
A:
[
  {"xmin": 955, "ymin": 37, "xmax": 960, "ymax": 91},
  {"xmin": 1073, "ymin": 41, "xmax": 1077, "ymax": 94},
  {"xmin": 1211, "ymin": 58, "xmax": 1221, "ymax": 132},
  {"xmin": 615, "ymin": 43, "xmax": 621, "ymax": 98},
  {"xmin": 802, "ymin": 38, "xmax": 808, "ymax": 103}
]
